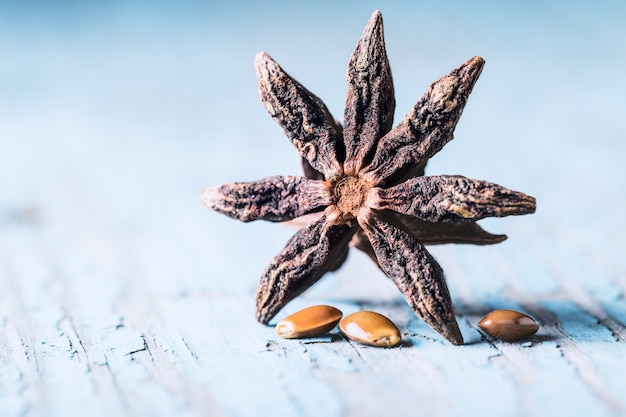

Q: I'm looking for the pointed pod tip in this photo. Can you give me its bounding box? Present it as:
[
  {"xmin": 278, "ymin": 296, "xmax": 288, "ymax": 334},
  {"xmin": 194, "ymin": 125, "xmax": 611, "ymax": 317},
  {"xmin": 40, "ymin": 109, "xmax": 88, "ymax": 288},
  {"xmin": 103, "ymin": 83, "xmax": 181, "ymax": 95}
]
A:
[
  {"xmin": 465, "ymin": 56, "xmax": 485, "ymax": 73},
  {"xmin": 470, "ymin": 55, "xmax": 486, "ymax": 65},
  {"xmin": 527, "ymin": 195, "xmax": 537, "ymax": 214},
  {"xmin": 255, "ymin": 51, "xmax": 282, "ymax": 84},
  {"xmin": 443, "ymin": 320, "xmax": 464, "ymax": 345},
  {"xmin": 518, "ymin": 194, "xmax": 537, "ymax": 214},
  {"xmin": 350, "ymin": 10, "xmax": 389, "ymax": 73},
  {"xmin": 366, "ymin": 9, "xmax": 384, "ymax": 31},
  {"xmin": 255, "ymin": 292, "xmax": 277, "ymax": 325},
  {"xmin": 442, "ymin": 55, "xmax": 485, "ymax": 91},
  {"xmin": 428, "ymin": 312, "xmax": 464, "ymax": 345},
  {"xmin": 255, "ymin": 292, "xmax": 270, "ymax": 324},
  {"xmin": 449, "ymin": 335, "xmax": 464, "ymax": 346},
  {"xmin": 254, "ymin": 51, "xmax": 271, "ymax": 67},
  {"xmin": 199, "ymin": 186, "xmax": 220, "ymax": 209},
  {"xmin": 494, "ymin": 233, "xmax": 508, "ymax": 243},
  {"xmin": 256, "ymin": 310, "xmax": 272, "ymax": 325},
  {"xmin": 357, "ymin": 10, "xmax": 384, "ymax": 44}
]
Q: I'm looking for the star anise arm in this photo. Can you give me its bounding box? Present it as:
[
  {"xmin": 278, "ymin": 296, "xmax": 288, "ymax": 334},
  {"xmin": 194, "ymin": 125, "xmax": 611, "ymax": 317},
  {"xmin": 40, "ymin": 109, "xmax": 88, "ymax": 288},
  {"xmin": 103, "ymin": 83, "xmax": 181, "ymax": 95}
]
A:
[
  {"xmin": 357, "ymin": 208, "xmax": 463, "ymax": 345},
  {"xmin": 350, "ymin": 214, "xmax": 506, "ymax": 273},
  {"xmin": 342, "ymin": 10, "xmax": 395, "ymax": 176},
  {"xmin": 200, "ymin": 176, "xmax": 331, "ymax": 222},
  {"xmin": 255, "ymin": 52, "xmax": 344, "ymax": 181},
  {"xmin": 256, "ymin": 213, "xmax": 356, "ymax": 323},
  {"xmin": 361, "ymin": 56, "xmax": 484, "ymax": 186},
  {"xmin": 390, "ymin": 213, "xmax": 507, "ymax": 245},
  {"xmin": 368, "ymin": 175, "xmax": 536, "ymax": 222}
]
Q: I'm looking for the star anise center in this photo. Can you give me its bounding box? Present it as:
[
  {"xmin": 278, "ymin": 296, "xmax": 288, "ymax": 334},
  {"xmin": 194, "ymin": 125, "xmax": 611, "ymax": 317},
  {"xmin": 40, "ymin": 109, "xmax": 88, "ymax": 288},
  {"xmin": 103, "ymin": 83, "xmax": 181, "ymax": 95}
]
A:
[{"xmin": 333, "ymin": 175, "xmax": 371, "ymax": 221}]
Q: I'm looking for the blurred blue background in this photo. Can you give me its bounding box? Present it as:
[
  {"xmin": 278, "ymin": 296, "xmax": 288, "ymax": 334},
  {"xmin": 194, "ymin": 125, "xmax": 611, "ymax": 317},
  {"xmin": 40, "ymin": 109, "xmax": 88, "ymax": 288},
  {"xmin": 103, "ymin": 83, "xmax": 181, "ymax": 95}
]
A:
[{"xmin": 1, "ymin": 0, "xmax": 625, "ymax": 306}]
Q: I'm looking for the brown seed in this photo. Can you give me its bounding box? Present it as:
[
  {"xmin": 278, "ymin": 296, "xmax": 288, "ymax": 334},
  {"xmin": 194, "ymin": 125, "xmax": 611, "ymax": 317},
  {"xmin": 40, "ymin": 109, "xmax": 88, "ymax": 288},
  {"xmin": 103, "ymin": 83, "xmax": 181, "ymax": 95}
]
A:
[
  {"xmin": 478, "ymin": 309, "xmax": 539, "ymax": 341},
  {"xmin": 276, "ymin": 305, "xmax": 343, "ymax": 339},
  {"xmin": 339, "ymin": 311, "xmax": 401, "ymax": 347}
]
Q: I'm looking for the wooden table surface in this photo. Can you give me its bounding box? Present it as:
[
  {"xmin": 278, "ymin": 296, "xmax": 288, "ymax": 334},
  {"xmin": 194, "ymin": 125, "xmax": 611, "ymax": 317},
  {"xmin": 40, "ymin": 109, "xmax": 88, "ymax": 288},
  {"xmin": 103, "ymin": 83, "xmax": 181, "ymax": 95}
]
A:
[{"xmin": 1, "ymin": 2, "xmax": 625, "ymax": 416}]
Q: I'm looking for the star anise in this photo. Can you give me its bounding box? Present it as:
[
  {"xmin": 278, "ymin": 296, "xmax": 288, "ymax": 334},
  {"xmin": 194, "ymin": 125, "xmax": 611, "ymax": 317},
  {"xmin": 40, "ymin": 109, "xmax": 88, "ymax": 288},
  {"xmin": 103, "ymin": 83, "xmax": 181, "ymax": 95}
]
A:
[{"xmin": 201, "ymin": 10, "xmax": 536, "ymax": 345}]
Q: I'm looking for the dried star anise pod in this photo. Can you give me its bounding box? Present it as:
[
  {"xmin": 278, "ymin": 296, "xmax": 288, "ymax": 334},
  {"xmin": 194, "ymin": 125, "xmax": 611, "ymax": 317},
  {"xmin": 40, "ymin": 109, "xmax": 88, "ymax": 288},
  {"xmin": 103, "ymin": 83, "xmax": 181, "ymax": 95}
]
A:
[{"xmin": 201, "ymin": 10, "xmax": 536, "ymax": 345}]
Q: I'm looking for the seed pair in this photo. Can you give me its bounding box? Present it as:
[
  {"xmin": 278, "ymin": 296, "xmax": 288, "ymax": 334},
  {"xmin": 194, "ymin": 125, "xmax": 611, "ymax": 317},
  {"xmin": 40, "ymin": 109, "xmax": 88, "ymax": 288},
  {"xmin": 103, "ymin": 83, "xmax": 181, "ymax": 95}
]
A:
[{"xmin": 276, "ymin": 305, "xmax": 401, "ymax": 347}]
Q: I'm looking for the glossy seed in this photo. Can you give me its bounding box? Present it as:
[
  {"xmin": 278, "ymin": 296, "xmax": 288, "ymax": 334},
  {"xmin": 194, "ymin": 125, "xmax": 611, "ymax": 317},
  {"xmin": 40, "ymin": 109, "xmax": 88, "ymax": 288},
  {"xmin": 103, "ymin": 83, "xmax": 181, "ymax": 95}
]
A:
[
  {"xmin": 276, "ymin": 305, "xmax": 343, "ymax": 339},
  {"xmin": 478, "ymin": 309, "xmax": 539, "ymax": 341},
  {"xmin": 339, "ymin": 311, "xmax": 401, "ymax": 347}
]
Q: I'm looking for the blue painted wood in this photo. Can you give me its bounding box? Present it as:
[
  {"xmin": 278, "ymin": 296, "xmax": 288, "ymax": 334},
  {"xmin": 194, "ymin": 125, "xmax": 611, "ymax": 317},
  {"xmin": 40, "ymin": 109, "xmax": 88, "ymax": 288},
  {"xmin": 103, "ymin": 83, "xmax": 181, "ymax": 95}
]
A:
[{"xmin": 1, "ymin": 2, "xmax": 625, "ymax": 416}]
